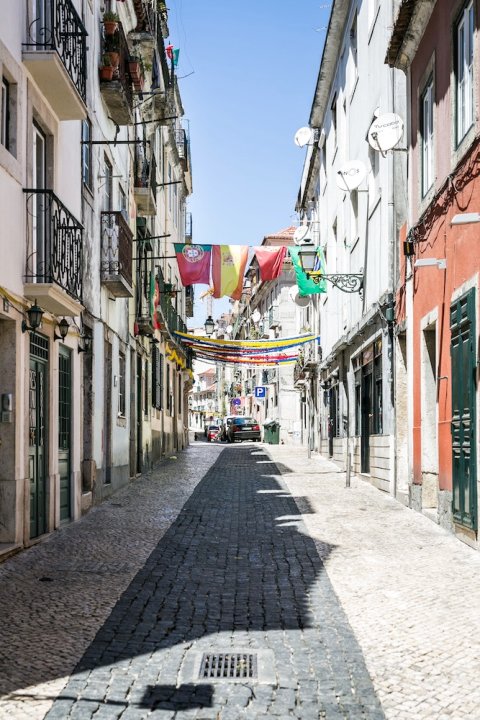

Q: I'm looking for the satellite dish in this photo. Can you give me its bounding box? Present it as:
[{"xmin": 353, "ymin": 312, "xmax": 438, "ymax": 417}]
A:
[
  {"xmin": 289, "ymin": 286, "xmax": 311, "ymax": 308},
  {"xmin": 336, "ymin": 161, "xmax": 367, "ymax": 192},
  {"xmin": 367, "ymin": 113, "xmax": 404, "ymax": 153},
  {"xmin": 293, "ymin": 225, "xmax": 313, "ymax": 245},
  {"xmin": 226, "ymin": 325, "xmax": 233, "ymax": 334},
  {"xmin": 251, "ymin": 309, "xmax": 261, "ymax": 323},
  {"xmin": 294, "ymin": 127, "xmax": 314, "ymax": 148}
]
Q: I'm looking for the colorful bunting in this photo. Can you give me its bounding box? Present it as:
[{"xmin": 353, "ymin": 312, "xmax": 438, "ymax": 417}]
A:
[
  {"xmin": 289, "ymin": 247, "xmax": 327, "ymax": 296},
  {"xmin": 212, "ymin": 245, "xmax": 249, "ymax": 300},
  {"xmin": 174, "ymin": 244, "xmax": 212, "ymax": 286},
  {"xmin": 254, "ymin": 246, "xmax": 287, "ymax": 281}
]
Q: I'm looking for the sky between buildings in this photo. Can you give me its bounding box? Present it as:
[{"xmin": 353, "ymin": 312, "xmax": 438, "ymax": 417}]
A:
[{"xmin": 167, "ymin": 0, "xmax": 330, "ymax": 326}]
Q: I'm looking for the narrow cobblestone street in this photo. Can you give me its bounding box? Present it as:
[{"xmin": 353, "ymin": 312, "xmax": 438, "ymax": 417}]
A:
[{"xmin": 2, "ymin": 442, "xmax": 480, "ymax": 719}]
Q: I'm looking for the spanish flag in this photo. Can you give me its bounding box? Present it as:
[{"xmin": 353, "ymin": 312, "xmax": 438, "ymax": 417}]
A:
[{"xmin": 212, "ymin": 245, "xmax": 249, "ymax": 300}]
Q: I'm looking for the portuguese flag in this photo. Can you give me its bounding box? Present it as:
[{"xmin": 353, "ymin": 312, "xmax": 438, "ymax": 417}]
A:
[{"xmin": 174, "ymin": 244, "xmax": 212, "ymax": 286}]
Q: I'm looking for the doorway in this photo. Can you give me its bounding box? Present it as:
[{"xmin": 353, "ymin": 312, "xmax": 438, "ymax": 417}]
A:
[
  {"xmin": 361, "ymin": 368, "xmax": 372, "ymax": 473},
  {"xmin": 29, "ymin": 333, "xmax": 49, "ymax": 538},
  {"xmin": 58, "ymin": 346, "xmax": 72, "ymax": 521},
  {"xmin": 450, "ymin": 289, "xmax": 477, "ymax": 530},
  {"xmin": 421, "ymin": 324, "xmax": 438, "ymax": 510}
]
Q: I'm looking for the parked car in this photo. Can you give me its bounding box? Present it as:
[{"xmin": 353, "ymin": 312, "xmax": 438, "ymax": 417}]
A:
[
  {"xmin": 219, "ymin": 415, "xmax": 236, "ymax": 441},
  {"xmin": 206, "ymin": 425, "xmax": 220, "ymax": 442},
  {"xmin": 227, "ymin": 417, "xmax": 261, "ymax": 443}
]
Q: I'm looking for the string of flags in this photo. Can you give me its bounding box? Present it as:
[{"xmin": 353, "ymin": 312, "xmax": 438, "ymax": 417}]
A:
[
  {"xmin": 173, "ymin": 331, "xmax": 319, "ymax": 367},
  {"xmin": 173, "ymin": 244, "xmax": 327, "ymax": 300}
]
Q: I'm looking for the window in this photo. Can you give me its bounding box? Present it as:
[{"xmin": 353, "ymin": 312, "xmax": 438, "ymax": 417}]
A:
[
  {"xmin": 349, "ymin": 13, "xmax": 358, "ymax": 93},
  {"xmin": 119, "ymin": 185, "xmax": 127, "ymax": 219},
  {"xmin": 330, "ymin": 95, "xmax": 337, "ymax": 152},
  {"xmin": 118, "ymin": 352, "xmax": 126, "ymax": 417},
  {"xmin": 354, "ymin": 368, "xmax": 361, "ymax": 436},
  {"xmin": 421, "ymin": 77, "xmax": 434, "ymax": 195},
  {"xmin": 373, "ymin": 339, "xmax": 383, "ymax": 434},
  {"xmin": 168, "ymin": 161, "xmax": 172, "ymax": 212},
  {"xmin": 103, "ymin": 156, "xmax": 113, "ymax": 211},
  {"xmin": 166, "ymin": 364, "xmax": 172, "ymax": 413},
  {"xmin": 152, "ymin": 347, "xmax": 163, "ymax": 410},
  {"xmin": 1, "ymin": 78, "xmax": 9, "ymax": 150},
  {"xmin": 81, "ymin": 119, "xmax": 92, "ymax": 190},
  {"xmin": 455, "ymin": 1, "xmax": 474, "ymax": 144},
  {"xmin": 144, "ymin": 360, "xmax": 149, "ymax": 417}
]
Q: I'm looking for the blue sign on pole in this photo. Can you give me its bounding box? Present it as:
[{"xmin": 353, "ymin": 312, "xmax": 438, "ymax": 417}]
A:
[
  {"xmin": 254, "ymin": 386, "xmax": 266, "ymax": 399},
  {"xmin": 232, "ymin": 398, "xmax": 241, "ymax": 406}
]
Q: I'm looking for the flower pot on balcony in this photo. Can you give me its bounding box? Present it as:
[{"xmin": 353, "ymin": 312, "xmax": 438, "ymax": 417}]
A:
[
  {"xmin": 107, "ymin": 51, "xmax": 120, "ymax": 67},
  {"xmin": 103, "ymin": 20, "xmax": 118, "ymax": 35},
  {"xmin": 100, "ymin": 65, "xmax": 114, "ymax": 81}
]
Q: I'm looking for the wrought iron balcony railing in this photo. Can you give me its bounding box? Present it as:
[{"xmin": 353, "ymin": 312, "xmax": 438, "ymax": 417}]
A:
[
  {"xmin": 24, "ymin": 189, "xmax": 83, "ymax": 302},
  {"xmin": 101, "ymin": 211, "xmax": 133, "ymax": 297},
  {"xmin": 23, "ymin": 0, "xmax": 87, "ymax": 104}
]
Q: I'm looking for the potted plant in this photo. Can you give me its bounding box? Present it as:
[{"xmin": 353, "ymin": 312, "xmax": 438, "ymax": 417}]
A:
[
  {"xmin": 103, "ymin": 11, "xmax": 119, "ymax": 35},
  {"xmin": 99, "ymin": 54, "xmax": 114, "ymax": 81},
  {"xmin": 105, "ymin": 32, "xmax": 120, "ymax": 67},
  {"xmin": 128, "ymin": 55, "xmax": 144, "ymax": 89}
]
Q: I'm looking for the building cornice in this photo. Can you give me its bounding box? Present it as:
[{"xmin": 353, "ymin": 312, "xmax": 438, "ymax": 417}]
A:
[{"xmin": 385, "ymin": 0, "xmax": 436, "ymax": 71}]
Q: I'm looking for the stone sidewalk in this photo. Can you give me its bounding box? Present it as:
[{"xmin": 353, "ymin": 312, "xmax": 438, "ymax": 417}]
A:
[{"xmin": 266, "ymin": 445, "xmax": 480, "ymax": 720}]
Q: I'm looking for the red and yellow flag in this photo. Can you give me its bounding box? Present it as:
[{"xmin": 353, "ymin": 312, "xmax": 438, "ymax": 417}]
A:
[
  {"xmin": 254, "ymin": 246, "xmax": 287, "ymax": 281},
  {"xmin": 212, "ymin": 245, "xmax": 249, "ymax": 300}
]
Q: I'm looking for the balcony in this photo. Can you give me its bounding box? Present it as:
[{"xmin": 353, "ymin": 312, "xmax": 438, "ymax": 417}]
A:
[
  {"xmin": 134, "ymin": 150, "xmax": 157, "ymax": 216},
  {"xmin": 99, "ymin": 22, "xmax": 133, "ymax": 126},
  {"xmin": 101, "ymin": 212, "xmax": 133, "ymax": 298},
  {"xmin": 22, "ymin": 0, "xmax": 87, "ymax": 120},
  {"xmin": 24, "ymin": 190, "xmax": 83, "ymax": 316}
]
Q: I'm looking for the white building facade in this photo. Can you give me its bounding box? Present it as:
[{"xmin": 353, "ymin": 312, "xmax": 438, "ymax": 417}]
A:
[
  {"xmin": 296, "ymin": 0, "xmax": 407, "ymax": 490},
  {"xmin": 0, "ymin": 0, "xmax": 192, "ymax": 554}
]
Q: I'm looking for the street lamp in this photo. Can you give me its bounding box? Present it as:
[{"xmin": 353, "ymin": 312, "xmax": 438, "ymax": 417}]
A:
[
  {"xmin": 54, "ymin": 318, "xmax": 69, "ymax": 341},
  {"xmin": 22, "ymin": 300, "xmax": 44, "ymax": 333},
  {"xmin": 296, "ymin": 247, "xmax": 364, "ymax": 295},
  {"xmin": 204, "ymin": 315, "xmax": 215, "ymax": 336}
]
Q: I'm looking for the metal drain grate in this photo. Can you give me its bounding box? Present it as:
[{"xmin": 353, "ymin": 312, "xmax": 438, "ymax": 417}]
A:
[{"xmin": 199, "ymin": 653, "xmax": 258, "ymax": 680}]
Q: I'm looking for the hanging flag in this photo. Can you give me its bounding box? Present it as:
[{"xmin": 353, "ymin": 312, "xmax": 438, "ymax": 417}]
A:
[
  {"xmin": 254, "ymin": 246, "xmax": 287, "ymax": 281},
  {"xmin": 174, "ymin": 244, "xmax": 212, "ymax": 286},
  {"xmin": 149, "ymin": 271, "xmax": 156, "ymax": 325},
  {"xmin": 152, "ymin": 278, "xmax": 161, "ymax": 330},
  {"xmin": 289, "ymin": 246, "xmax": 327, "ymax": 296},
  {"xmin": 212, "ymin": 245, "xmax": 249, "ymax": 300}
]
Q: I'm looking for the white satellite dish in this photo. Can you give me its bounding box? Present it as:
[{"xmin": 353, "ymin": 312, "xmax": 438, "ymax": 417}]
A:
[
  {"xmin": 226, "ymin": 325, "xmax": 233, "ymax": 334},
  {"xmin": 336, "ymin": 161, "xmax": 367, "ymax": 192},
  {"xmin": 294, "ymin": 126, "xmax": 314, "ymax": 148},
  {"xmin": 367, "ymin": 113, "xmax": 404, "ymax": 153},
  {"xmin": 293, "ymin": 225, "xmax": 313, "ymax": 245},
  {"xmin": 251, "ymin": 309, "xmax": 261, "ymax": 323},
  {"xmin": 289, "ymin": 286, "xmax": 311, "ymax": 308}
]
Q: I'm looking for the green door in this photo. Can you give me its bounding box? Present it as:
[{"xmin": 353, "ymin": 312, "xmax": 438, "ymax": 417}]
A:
[
  {"xmin": 59, "ymin": 346, "xmax": 72, "ymax": 521},
  {"xmin": 450, "ymin": 289, "xmax": 477, "ymax": 530},
  {"xmin": 29, "ymin": 334, "xmax": 49, "ymax": 539}
]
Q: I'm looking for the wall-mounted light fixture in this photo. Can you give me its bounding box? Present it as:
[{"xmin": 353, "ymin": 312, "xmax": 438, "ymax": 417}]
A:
[
  {"xmin": 78, "ymin": 332, "xmax": 92, "ymax": 354},
  {"xmin": 414, "ymin": 258, "xmax": 447, "ymax": 270},
  {"xmin": 21, "ymin": 300, "xmax": 44, "ymax": 333},
  {"xmin": 204, "ymin": 316, "xmax": 215, "ymax": 336},
  {"xmin": 450, "ymin": 212, "xmax": 480, "ymax": 225},
  {"xmin": 54, "ymin": 318, "xmax": 69, "ymax": 341},
  {"xmin": 297, "ymin": 247, "xmax": 364, "ymax": 294}
]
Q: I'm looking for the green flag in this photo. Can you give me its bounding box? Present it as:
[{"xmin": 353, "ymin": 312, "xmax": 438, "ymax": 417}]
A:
[{"xmin": 289, "ymin": 246, "xmax": 327, "ymax": 296}]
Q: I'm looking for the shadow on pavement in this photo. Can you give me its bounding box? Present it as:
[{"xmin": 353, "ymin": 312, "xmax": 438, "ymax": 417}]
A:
[{"xmin": 5, "ymin": 444, "xmax": 383, "ymax": 718}]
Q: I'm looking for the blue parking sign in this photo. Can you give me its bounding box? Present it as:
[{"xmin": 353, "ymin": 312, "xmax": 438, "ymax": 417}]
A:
[{"xmin": 254, "ymin": 386, "xmax": 266, "ymax": 399}]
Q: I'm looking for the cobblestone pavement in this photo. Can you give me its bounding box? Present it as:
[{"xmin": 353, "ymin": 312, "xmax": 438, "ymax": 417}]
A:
[
  {"xmin": 2, "ymin": 442, "xmax": 480, "ymax": 719},
  {"xmin": 266, "ymin": 445, "xmax": 480, "ymax": 720},
  {"xmin": 0, "ymin": 443, "xmax": 384, "ymax": 720}
]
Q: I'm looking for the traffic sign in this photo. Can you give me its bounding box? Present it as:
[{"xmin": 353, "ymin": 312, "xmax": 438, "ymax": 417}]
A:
[
  {"xmin": 232, "ymin": 398, "xmax": 241, "ymax": 406},
  {"xmin": 254, "ymin": 386, "xmax": 266, "ymax": 399}
]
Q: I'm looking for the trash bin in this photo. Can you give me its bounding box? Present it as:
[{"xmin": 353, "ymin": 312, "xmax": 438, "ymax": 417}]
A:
[{"xmin": 263, "ymin": 420, "xmax": 280, "ymax": 445}]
